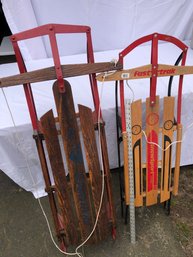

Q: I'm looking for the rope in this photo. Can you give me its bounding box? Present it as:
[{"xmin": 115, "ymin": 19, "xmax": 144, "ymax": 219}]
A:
[{"xmin": 1, "ymin": 74, "xmax": 107, "ymax": 256}]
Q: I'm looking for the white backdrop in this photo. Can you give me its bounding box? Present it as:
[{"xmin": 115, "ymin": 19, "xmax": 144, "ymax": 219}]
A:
[
  {"xmin": 1, "ymin": 0, "xmax": 193, "ymax": 197},
  {"xmin": 2, "ymin": 0, "xmax": 193, "ymax": 59}
]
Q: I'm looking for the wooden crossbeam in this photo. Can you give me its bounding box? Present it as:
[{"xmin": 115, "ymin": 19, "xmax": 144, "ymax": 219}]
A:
[
  {"xmin": 96, "ymin": 64, "xmax": 193, "ymax": 81},
  {"xmin": 0, "ymin": 62, "xmax": 122, "ymax": 88}
]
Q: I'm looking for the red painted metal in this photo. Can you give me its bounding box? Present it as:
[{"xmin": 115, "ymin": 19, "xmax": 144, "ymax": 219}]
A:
[
  {"xmin": 158, "ymin": 33, "xmax": 187, "ymax": 50},
  {"xmin": 11, "ymin": 39, "xmax": 39, "ymax": 130},
  {"xmin": 120, "ymin": 33, "xmax": 187, "ymax": 58},
  {"xmin": 48, "ymin": 26, "xmax": 64, "ymax": 93},
  {"xmin": 86, "ymin": 30, "xmax": 100, "ymax": 115},
  {"xmin": 147, "ymin": 130, "xmax": 158, "ymax": 191},
  {"xmin": 10, "ymin": 24, "xmax": 91, "ymax": 41},
  {"xmin": 150, "ymin": 33, "xmax": 158, "ymax": 105},
  {"xmin": 120, "ymin": 34, "xmax": 153, "ymax": 58},
  {"xmin": 10, "ymin": 23, "xmax": 99, "ymax": 130},
  {"xmin": 119, "ymin": 32, "xmax": 188, "ymax": 131}
]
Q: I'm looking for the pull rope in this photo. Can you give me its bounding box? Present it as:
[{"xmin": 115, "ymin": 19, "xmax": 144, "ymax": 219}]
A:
[
  {"xmin": 142, "ymin": 122, "xmax": 193, "ymax": 151},
  {"xmin": 1, "ymin": 74, "xmax": 107, "ymax": 257}
]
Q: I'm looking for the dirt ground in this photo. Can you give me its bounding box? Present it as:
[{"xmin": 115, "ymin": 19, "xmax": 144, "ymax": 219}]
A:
[
  {"xmin": 170, "ymin": 165, "xmax": 193, "ymax": 257},
  {"xmin": 0, "ymin": 166, "xmax": 192, "ymax": 257}
]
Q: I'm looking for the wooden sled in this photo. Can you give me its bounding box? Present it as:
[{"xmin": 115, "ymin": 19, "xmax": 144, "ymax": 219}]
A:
[
  {"xmin": 7, "ymin": 24, "xmax": 117, "ymax": 250},
  {"xmin": 39, "ymin": 80, "xmax": 114, "ymax": 245},
  {"xmin": 97, "ymin": 33, "xmax": 187, "ymax": 227},
  {"xmin": 122, "ymin": 96, "xmax": 182, "ymax": 207}
]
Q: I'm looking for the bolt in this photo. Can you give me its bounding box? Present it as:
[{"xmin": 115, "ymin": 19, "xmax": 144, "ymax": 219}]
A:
[{"xmin": 154, "ymin": 33, "xmax": 158, "ymax": 37}]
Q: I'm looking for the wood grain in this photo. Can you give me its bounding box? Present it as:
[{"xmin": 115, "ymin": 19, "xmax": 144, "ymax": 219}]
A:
[
  {"xmin": 40, "ymin": 109, "xmax": 78, "ymax": 245},
  {"xmin": 173, "ymin": 124, "xmax": 182, "ymax": 195},
  {"xmin": 160, "ymin": 97, "xmax": 175, "ymax": 203},
  {"xmin": 96, "ymin": 64, "xmax": 193, "ymax": 81},
  {"xmin": 79, "ymin": 104, "xmax": 109, "ymax": 241},
  {"xmin": 53, "ymin": 80, "xmax": 95, "ymax": 242},
  {"xmin": 100, "ymin": 124, "xmax": 116, "ymax": 233},
  {"xmin": 0, "ymin": 62, "xmax": 122, "ymax": 88}
]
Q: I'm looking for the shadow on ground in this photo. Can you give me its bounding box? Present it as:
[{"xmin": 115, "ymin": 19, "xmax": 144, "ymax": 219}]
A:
[{"xmin": 0, "ymin": 167, "xmax": 191, "ymax": 257}]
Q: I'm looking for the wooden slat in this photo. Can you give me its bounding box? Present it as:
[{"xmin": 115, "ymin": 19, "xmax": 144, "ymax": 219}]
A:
[
  {"xmin": 78, "ymin": 104, "xmax": 109, "ymax": 241},
  {"xmin": 34, "ymin": 134, "xmax": 61, "ymax": 242},
  {"xmin": 53, "ymin": 80, "xmax": 95, "ymax": 242},
  {"xmin": 131, "ymin": 100, "xmax": 143, "ymax": 207},
  {"xmin": 97, "ymin": 64, "xmax": 152, "ymax": 81},
  {"xmin": 100, "ymin": 124, "xmax": 116, "ymax": 235},
  {"xmin": 173, "ymin": 124, "xmax": 183, "ymax": 195},
  {"xmin": 160, "ymin": 97, "xmax": 175, "ymax": 203},
  {"xmin": 96, "ymin": 63, "xmax": 193, "ymax": 82},
  {"xmin": 0, "ymin": 62, "xmax": 122, "ymax": 88},
  {"xmin": 146, "ymin": 96, "xmax": 159, "ymax": 206},
  {"xmin": 40, "ymin": 110, "xmax": 78, "ymax": 245}
]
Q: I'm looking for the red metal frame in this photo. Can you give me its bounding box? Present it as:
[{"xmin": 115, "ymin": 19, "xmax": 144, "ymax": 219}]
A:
[
  {"xmin": 119, "ymin": 32, "xmax": 188, "ymax": 131},
  {"xmin": 10, "ymin": 23, "xmax": 100, "ymax": 131},
  {"xmin": 10, "ymin": 23, "xmax": 102, "ymax": 250}
]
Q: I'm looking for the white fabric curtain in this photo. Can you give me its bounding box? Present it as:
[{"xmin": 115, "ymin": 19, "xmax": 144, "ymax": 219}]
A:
[
  {"xmin": 2, "ymin": 0, "xmax": 47, "ymax": 60},
  {"xmin": 2, "ymin": 0, "xmax": 193, "ymax": 60}
]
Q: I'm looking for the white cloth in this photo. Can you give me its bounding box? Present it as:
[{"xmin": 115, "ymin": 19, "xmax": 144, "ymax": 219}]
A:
[
  {"xmin": 1, "ymin": 41, "xmax": 193, "ymax": 198},
  {"xmin": 2, "ymin": 0, "xmax": 193, "ymax": 59},
  {"xmin": 1, "ymin": 0, "xmax": 193, "ymax": 198},
  {"xmin": 2, "ymin": 0, "xmax": 47, "ymax": 60}
]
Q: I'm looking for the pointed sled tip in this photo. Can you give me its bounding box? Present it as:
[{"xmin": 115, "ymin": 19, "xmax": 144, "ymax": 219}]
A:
[
  {"xmin": 40, "ymin": 109, "xmax": 54, "ymax": 123},
  {"xmin": 53, "ymin": 79, "xmax": 71, "ymax": 94}
]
